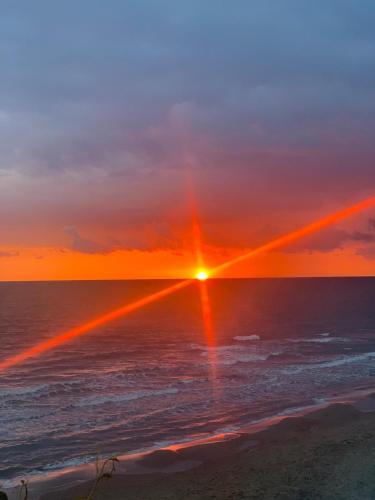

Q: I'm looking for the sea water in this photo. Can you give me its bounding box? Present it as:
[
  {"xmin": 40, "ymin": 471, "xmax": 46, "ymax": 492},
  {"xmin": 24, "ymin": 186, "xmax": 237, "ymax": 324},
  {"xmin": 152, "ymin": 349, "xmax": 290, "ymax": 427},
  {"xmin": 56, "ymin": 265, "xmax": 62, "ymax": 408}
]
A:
[{"xmin": 1, "ymin": 278, "xmax": 375, "ymax": 482}]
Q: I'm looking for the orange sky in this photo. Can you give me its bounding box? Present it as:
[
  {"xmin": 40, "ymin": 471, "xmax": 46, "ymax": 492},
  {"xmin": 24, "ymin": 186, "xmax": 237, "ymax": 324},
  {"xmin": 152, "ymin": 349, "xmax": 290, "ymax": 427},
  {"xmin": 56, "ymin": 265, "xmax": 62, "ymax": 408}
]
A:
[
  {"xmin": 2, "ymin": 191, "xmax": 375, "ymax": 280},
  {"xmin": 2, "ymin": 184, "xmax": 375, "ymax": 281},
  {"xmin": 2, "ymin": 3, "xmax": 375, "ymax": 281},
  {"xmin": 1, "ymin": 242, "xmax": 375, "ymax": 281}
]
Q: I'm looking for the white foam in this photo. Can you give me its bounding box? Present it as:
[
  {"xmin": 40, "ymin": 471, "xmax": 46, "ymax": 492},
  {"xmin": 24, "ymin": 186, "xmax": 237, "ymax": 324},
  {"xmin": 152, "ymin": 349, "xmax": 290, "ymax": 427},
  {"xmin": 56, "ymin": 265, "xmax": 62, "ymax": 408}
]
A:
[
  {"xmin": 288, "ymin": 336, "xmax": 345, "ymax": 344},
  {"xmin": 285, "ymin": 351, "xmax": 375, "ymax": 374},
  {"xmin": 234, "ymin": 335, "xmax": 260, "ymax": 341},
  {"xmin": 305, "ymin": 337, "xmax": 342, "ymax": 343},
  {"xmin": 198, "ymin": 348, "xmax": 276, "ymax": 366},
  {"xmin": 217, "ymin": 354, "xmax": 270, "ymax": 366},
  {"xmin": 316, "ymin": 352, "xmax": 375, "ymax": 368}
]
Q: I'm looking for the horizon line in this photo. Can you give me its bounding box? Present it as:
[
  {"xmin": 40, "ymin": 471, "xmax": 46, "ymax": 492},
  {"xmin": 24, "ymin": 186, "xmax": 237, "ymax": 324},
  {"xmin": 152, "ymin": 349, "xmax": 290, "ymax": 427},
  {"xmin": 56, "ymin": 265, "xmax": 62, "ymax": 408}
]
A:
[{"xmin": 1, "ymin": 274, "xmax": 375, "ymax": 283}]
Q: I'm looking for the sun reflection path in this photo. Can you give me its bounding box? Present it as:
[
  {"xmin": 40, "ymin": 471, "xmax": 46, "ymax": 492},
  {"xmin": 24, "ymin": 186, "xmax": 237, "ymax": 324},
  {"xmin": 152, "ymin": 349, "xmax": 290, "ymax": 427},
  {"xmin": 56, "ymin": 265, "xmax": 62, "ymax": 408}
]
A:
[
  {"xmin": 198, "ymin": 278, "xmax": 219, "ymax": 398},
  {"xmin": 0, "ymin": 196, "xmax": 374, "ymax": 373}
]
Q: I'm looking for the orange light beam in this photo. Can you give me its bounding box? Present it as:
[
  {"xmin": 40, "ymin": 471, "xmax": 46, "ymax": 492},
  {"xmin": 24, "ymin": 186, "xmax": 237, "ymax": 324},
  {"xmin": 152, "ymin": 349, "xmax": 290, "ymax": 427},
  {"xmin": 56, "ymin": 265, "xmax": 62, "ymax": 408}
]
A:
[
  {"xmin": 186, "ymin": 172, "xmax": 218, "ymax": 384},
  {"xmin": 0, "ymin": 279, "xmax": 193, "ymax": 372},
  {"xmin": 198, "ymin": 281, "xmax": 215, "ymax": 347},
  {"xmin": 211, "ymin": 196, "xmax": 375, "ymax": 276},
  {"xmin": 198, "ymin": 279, "xmax": 219, "ymax": 399},
  {"xmin": 1, "ymin": 196, "xmax": 374, "ymax": 373},
  {"xmin": 185, "ymin": 172, "xmax": 216, "ymax": 348}
]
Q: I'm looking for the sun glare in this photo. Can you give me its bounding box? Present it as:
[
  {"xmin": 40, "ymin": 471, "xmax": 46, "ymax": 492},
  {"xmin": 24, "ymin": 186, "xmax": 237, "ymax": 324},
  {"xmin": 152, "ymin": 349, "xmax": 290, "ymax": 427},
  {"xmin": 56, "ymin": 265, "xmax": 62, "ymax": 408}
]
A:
[
  {"xmin": 1, "ymin": 196, "xmax": 375, "ymax": 373},
  {"xmin": 196, "ymin": 270, "xmax": 208, "ymax": 281}
]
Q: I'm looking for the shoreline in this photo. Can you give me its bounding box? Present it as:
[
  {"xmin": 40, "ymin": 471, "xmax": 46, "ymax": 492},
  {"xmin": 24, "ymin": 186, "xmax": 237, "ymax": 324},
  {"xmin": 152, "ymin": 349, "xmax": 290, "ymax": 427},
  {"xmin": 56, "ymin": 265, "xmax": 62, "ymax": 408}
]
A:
[{"xmin": 4, "ymin": 385, "xmax": 375, "ymax": 499}]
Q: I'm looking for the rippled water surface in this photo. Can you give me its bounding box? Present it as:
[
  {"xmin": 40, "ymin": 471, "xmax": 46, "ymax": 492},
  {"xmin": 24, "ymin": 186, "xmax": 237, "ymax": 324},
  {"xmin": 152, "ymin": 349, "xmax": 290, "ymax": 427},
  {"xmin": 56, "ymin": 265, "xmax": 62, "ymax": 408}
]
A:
[{"xmin": 1, "ymin": 278, "xmax": 375, "ymax": 481}]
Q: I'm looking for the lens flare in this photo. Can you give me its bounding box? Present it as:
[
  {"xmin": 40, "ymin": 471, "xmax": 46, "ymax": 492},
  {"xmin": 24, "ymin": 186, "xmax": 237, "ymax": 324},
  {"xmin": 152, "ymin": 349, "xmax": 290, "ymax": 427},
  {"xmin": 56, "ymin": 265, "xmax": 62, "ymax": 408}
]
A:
[
  {"xmin": 186, "ymin": 173, "xmax": 218, "ymax": 394},
  {"xmin": 0, "ymin": 196, "xmax": 374, "ymax": 373}
]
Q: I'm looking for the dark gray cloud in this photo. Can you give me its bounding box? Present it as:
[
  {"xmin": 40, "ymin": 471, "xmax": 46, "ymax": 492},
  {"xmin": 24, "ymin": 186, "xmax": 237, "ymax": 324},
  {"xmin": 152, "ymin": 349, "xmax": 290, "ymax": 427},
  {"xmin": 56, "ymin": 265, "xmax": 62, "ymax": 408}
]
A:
[
  {"xmin": 64, "ymin": 226, "xmax": 106, "ymax": 254},
  {"xmin": 0, "ymin": 250, "xmax": 18, "ymax": 258},
  {"xmin": 357, "ymin": 245, "xmax": 375, "ymax": 260},
  {"xmin": 1, "ymin": 0, "xmax": 375, "ymax": 252},
  {"xmin": 1, "ymin": 0, "xmax": 375, "ymax": 175},
  {"xmin": 285, "ymin": 219, "xmax": 375, "ymax": 253},
  {"xmin": 64, "ymin": 222, "xmax": 185, "ymax": 254}
]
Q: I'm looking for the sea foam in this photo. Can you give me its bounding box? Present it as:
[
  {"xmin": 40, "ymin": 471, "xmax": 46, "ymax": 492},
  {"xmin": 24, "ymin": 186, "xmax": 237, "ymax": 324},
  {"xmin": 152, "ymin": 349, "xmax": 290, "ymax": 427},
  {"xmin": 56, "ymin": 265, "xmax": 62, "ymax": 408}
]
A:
[{"xmin": 234, "ymin": 335, "xmax": 260, "ymax": 341}]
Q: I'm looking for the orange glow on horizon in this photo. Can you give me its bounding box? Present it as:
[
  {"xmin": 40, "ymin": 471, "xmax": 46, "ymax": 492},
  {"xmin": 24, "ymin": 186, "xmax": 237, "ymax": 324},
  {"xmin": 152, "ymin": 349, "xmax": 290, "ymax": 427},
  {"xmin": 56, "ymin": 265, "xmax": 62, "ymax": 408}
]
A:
[{"xmin": 1, "ymin": 195, "xmax": 375, "ymax": 373}]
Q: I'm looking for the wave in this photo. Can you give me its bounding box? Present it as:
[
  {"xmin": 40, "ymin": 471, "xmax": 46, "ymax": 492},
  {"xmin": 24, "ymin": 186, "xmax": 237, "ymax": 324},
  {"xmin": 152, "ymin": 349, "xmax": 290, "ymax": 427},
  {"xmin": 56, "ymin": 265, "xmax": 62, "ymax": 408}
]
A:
[
  {"xmin": 234, "ymin": 335, "xmax": 260, "ymax": 341},
  {"xmin": 199, "ymin": 349, "xmax": 280, "ymax": 366},
  {"xmin": 288, "ymin": 336, "xmax": 345, "ymax": 344},
  {"xmin": 216, "ymin": 354, "xmax": 271, "ymax": 366},
  {"xmin": 0, "ymin": 380, "xmax": 83, "ymax": 401},
  {"xmin": 190, "ymin": 343, "xmax": 241, "ymax": 352},
  {"xmin": 285, "ymin": 351, "xmax": 375, "ymax": 374},
  {"xmin": 0, "ymin": 383, "xmax": 50, "ymax": 398},
  {"xmin": 76, "ymin": 388, "xmax": 179, "ymax": 407},
  {"xmin": 191, "ymin": 341, "xmax": 284, "ymax": 366},
  {"xmin": 315, "ymin": 351, "xmax": 375, "ymax": 368},
  {"xmin": 0, "ymin": 367, "xmax": 150, "ymax": 404}
]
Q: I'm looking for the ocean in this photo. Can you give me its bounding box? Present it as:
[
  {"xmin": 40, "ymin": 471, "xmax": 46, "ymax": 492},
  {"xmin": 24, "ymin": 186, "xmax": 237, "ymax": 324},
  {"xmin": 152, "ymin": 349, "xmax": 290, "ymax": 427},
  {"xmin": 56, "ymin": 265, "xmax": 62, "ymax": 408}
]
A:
[{"xmin": 1, "ymin": 277, "xmax": 375, "ymax": 484}]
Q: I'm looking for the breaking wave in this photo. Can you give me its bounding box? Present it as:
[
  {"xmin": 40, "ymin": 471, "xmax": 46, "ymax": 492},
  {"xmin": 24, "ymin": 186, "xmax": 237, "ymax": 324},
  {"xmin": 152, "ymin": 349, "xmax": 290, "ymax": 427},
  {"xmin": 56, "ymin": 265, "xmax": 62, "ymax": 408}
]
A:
[
  {"xmin": 234, "ymin": 335, "xmax": 260, "ymax": 341},
  {"xmin": 285, "ymin": 351, "xmax": 375, "ymax": 374},
  {"xmin": 288, "ymin": 335, "xmax": 345, "ymax": 344}
]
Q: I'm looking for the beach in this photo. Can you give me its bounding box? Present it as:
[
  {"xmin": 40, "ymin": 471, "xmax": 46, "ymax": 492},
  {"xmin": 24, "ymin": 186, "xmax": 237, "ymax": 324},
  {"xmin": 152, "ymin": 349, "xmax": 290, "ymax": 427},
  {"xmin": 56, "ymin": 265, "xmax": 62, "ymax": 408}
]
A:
[{"xmin": 6, "ymin": 395, "xmax": 373, "ymax": 499}]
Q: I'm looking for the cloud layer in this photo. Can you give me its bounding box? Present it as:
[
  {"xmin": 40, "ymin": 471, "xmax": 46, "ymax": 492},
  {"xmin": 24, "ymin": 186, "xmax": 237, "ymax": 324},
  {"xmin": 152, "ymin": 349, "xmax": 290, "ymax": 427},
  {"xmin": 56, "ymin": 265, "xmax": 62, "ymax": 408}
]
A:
[{"xmin": 1, "ymin": 1, "xmax": 375, "ymax": 266}]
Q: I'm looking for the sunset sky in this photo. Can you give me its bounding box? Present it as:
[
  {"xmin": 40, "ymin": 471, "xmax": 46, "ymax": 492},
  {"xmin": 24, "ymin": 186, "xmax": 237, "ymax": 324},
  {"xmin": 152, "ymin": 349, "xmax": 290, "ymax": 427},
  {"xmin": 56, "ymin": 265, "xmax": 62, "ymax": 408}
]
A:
[{"xmin": 1, "ymin": 1, "xmax": 375, "ymax": 280}]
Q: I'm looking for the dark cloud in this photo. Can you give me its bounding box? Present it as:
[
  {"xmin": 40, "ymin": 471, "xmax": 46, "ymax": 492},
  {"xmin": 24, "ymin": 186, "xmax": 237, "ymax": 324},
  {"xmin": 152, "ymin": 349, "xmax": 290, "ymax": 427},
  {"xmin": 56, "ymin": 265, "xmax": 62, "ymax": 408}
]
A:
[
  {"xmin": 351, "ymin": 230, "xmax": 375, "ymax": 243},
  {"xmin": 64, "ymin": 222, "xmax": 185, "ymax": 254},
  {"xmin": 1, "ymin": 1, "xmax": 375, "ymax": 252},
  {"xmin": 0, "ymin": 250, "xmax": 18, "ymax": 258},
  {"xmin": 1, "ymin": 0, "xmax": 375, "ymax": 175},
  {"xmin": 285, "ymin": 220, "xmax": 375, "ymax": 254},
  {"xmin": 357, "ymin": 246, "xmax": 375, "ymax": 259},
  {"xmin": 64, "ymin": 226, "xmax": 107, "ymax": 254}
]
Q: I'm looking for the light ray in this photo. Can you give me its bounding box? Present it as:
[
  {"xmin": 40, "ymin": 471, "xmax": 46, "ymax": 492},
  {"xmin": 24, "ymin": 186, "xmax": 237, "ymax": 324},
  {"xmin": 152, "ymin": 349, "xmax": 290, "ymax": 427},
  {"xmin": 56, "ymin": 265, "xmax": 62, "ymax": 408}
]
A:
[
  {"xmin": 198, "ymin": 279, "xmax": 219, "ymax": 398},
  {"xmin": 211, "ymin": 196, "xmax": 375, "ymax": 276},
  {"xmin": 0, "ymin": 196, "xmax": 374, "ymax": 373},
  {"xmin": 198, "ymin": 281, "xmax": 215, "ymax": 348},
  {"xmin": 0, "ymin": 279, "xmax": 192, "ymax": 372},
  {"xmin": 186, "ymin": 174, "xmax": 218, "ymax": 392}
]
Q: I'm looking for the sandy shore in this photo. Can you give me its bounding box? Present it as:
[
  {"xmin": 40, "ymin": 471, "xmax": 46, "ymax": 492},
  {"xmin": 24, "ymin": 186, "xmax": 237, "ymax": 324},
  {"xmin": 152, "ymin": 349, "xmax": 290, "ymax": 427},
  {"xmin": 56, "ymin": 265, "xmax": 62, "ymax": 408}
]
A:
[
  {"xmin": 3, "ymin": 394, "xmax": 365, "ymax": 499},
  {"xmin": 4, "ymin": 393, "xmax": 375, "ymax": 499}
]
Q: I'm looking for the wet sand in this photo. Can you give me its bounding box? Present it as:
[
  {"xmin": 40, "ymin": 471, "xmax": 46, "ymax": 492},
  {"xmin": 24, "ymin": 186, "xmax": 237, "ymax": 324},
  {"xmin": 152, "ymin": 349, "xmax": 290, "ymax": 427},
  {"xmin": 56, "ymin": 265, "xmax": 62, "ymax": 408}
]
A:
[{"xmin": 26, "ymin": 395, "xmax": 375, "ymax": 500}]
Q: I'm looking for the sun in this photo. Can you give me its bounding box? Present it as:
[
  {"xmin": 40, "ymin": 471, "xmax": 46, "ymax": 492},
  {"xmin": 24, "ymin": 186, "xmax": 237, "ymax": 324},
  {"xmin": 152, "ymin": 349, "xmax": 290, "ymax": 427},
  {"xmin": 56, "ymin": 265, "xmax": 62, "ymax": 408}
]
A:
[{"xmin": 196, "ymin": 270, "xmax": 208, "ymax": 281}]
